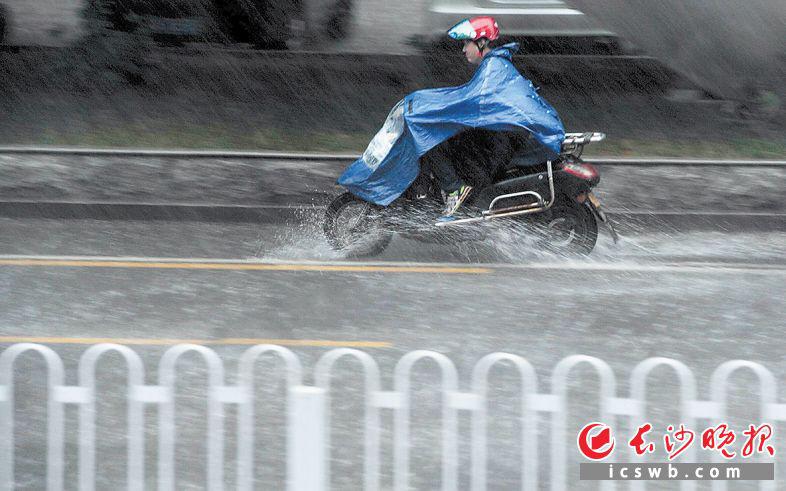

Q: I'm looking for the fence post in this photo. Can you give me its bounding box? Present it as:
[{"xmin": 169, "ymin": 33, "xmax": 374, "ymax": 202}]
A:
[
  {"xmin": 314, "ymin": 348, "xmax": 382, "ymax": 491},
  {"xmin": 77, "ymin": 343, "xmax": 146, "ymax": 491},
  {"xmin": 156, "ymin": 344, "xmax": 226, "ymax": 491},
  {"xmin": 470, "ymin": 353, "xmax": 538, "ymax": 491},
  {"xmin": 710, "ymin": 361, "xmax": 777, "ymax": 491},
  {"xmin": 288, "ymin": 386, "xmax": 327, "ymax": 491},
  {"xmin": 627, "ymin": 357, "xmax": 698, "ymax": 491},
  {"xmin": 550, "ymin": 355, "xmax": 616, "ymax": 491},
  {"xmin": 237, "ymin": 345, "xmax": 303, "ymax": 491},
  {"xmin": 392, "ymin": 351, "xmax": 459, "ymax": 491},
  {"xmin": 0, "ymin": 344, "xmax": 65, "ymax": 491}
]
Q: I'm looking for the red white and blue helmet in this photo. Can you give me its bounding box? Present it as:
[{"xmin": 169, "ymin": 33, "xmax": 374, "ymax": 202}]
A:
[{"xmin": 447, "ymin": 16, "xmax": 500, "ymax": 42}]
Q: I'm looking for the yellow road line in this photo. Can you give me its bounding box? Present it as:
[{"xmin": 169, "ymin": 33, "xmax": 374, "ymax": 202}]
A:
[
  {"xmin": 0, "ymin": 259, "xmax": 490, "ymax": 274},
  {"xmin": 0, "ymin": 337, "xmax": 392, "ymax": 348}
]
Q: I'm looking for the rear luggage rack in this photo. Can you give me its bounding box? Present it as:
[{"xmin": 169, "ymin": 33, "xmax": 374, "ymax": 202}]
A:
[
  {"xmin": 562, "ymin": 132, "xmax": 606, "ymax": 146},
  {"xmin": 561, "ymin": 132, "xmax": 605, "ymax": 157}
]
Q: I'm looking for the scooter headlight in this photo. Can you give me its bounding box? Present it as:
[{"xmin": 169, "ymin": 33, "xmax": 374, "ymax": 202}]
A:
[{"xmin": 362, "ymin": 99, "xmax": 405, "ymax": 170}]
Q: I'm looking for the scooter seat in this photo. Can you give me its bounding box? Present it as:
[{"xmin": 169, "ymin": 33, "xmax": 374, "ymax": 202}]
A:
[{"xmin": 506, "ymin": 146, "xmax": 552, "ymax": 169}]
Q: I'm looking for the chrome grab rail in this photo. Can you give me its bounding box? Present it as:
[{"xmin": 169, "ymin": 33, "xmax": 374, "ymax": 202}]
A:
[{"xmin": 483, "ymin": 191, "xmax": 544, "ymax": 215}]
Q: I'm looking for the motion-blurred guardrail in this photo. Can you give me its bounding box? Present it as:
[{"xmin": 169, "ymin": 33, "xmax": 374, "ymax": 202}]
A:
[
  {"xmin": 0, "ymin": 343, "xmax": 782, "ymax": 490},
  {"xmin": 1, "ymin": 147, "xmax": 785, "ymax": 167}
]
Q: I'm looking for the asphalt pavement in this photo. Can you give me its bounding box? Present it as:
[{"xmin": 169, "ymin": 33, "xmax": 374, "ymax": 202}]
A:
[{"xmin": 1, "ymin": 216, "xmax": 785, "ymax": 489}]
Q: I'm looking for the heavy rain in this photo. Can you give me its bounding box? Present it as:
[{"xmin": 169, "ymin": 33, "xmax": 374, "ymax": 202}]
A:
[{"xmin": 0, "ymin": 0, "xmax": 785, "ymax": 489}]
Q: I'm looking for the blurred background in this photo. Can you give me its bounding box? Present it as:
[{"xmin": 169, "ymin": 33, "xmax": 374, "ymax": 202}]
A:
[{"xmin": 0, "ymin": 0, "xmax": 784, "ymax": 157}]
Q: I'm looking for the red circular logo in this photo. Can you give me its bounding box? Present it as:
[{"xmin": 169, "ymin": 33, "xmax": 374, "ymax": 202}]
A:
[{"xmin": 577, "ymin": 422, "xmax": 615, "ymax": 460}]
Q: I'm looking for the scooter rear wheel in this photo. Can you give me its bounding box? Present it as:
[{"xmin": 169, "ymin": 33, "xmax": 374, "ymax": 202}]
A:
[
  {"xmin": 535, "ymin": 198, "xmax": 598, "ymax": 255},
  {"xmin": 324, "ymin": 192, "xmax": 393, "ymax": 257}
]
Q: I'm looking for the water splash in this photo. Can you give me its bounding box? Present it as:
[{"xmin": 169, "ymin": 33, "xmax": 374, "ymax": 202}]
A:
[
  {"xmin": 254, "ymin": 207, "xmax": 343, "ymax": 261},
  {"xmin": 251, "ymin": 203, "xmax": 786, "ymax": 265}
]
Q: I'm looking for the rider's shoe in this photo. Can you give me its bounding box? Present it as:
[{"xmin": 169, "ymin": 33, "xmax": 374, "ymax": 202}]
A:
[{"xmin": 439, "ymin": 184, "xmax": 473, "ymax": 220}]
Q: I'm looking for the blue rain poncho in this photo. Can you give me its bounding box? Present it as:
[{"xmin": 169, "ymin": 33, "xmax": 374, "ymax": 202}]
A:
[{"xmin": 338, "ymin": 43, "xmax": 565, "ymax": 205}]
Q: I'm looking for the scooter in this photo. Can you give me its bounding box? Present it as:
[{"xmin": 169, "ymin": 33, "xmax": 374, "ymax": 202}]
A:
[{"xmin": 324, "ymin": 132, "xmax": 618, "ymax": 257}]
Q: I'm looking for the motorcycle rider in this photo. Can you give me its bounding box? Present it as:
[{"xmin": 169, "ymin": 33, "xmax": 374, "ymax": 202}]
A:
[
  {"xmin": 423, "ymin": 16, "xmax": 510, "ymax": 221},
  {"xmin": 337, "ymin": 16, "xmax": 565, "ymax": 221}
]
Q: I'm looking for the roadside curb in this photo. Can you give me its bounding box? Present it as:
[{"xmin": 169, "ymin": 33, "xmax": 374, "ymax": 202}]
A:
[{"xmin": 2, "ymin": 202, "xmax": 784, "ymax": 233}]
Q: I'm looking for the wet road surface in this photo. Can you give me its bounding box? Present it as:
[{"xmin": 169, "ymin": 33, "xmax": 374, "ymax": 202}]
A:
[{"xmin": 1, "ymin": 216, "xmax": 784, "ymax": 489}]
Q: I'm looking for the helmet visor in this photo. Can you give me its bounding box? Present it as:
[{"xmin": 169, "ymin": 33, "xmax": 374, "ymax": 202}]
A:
[{"xmin": 447, "ymin": 19, "xmax": 475, "ymax": 40}]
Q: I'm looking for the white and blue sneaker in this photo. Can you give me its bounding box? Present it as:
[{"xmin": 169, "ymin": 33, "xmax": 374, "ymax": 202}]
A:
[{"xmin": 438, "ymin": 185, "xmax": 472, "ymax": 222}]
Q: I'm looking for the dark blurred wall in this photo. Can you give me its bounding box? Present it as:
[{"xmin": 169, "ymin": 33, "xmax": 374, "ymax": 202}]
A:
[
  {"xmin": 90, "ymin": 0, "xmax": 303, "ymax": 48},
  {"xmin": 0, "ymin": 4, "xmax": 7, "ymax": 44},
  {"xmin": 564, "ymin": 0, "xmax": 786, "ymax": 103},
  {"xmin": 211, "ymin": 0, "xmax": 302, "ymax": 49}
]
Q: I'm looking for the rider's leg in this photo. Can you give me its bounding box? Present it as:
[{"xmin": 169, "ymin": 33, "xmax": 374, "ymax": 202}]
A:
[
  {"xmin": 420, "ymin": 145, "xmax": 464, "ymax": 193},
  {"xmin": 422, "ymin": 153, "xmax": 472, "ymax": 220},
  {"xmin": 452, "ymin": 129, "xmax": 517, "ymax": 192},
  {"xmin": 430, "ymin": 151, "xmax": 473, "ymax": 220},
  {"xmin": 455, "ymin": 158, "xmax": 493, "ymax": 194}
]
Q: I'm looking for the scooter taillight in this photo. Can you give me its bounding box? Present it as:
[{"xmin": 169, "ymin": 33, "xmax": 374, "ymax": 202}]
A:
[{"xmin": 562, "ymin": 162, "xmax": 599, "ymax": 181}]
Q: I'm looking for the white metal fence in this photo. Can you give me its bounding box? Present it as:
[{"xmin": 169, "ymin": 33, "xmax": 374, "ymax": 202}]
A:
[{"xmin": 0, "ymin": 343, "xmax": 783, "ymax": 490}]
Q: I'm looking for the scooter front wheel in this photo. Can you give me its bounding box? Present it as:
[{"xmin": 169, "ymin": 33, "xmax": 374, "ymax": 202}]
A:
[{"xmin": 324, "ymin": 192, "xmax": 393, "ymax": 257}]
